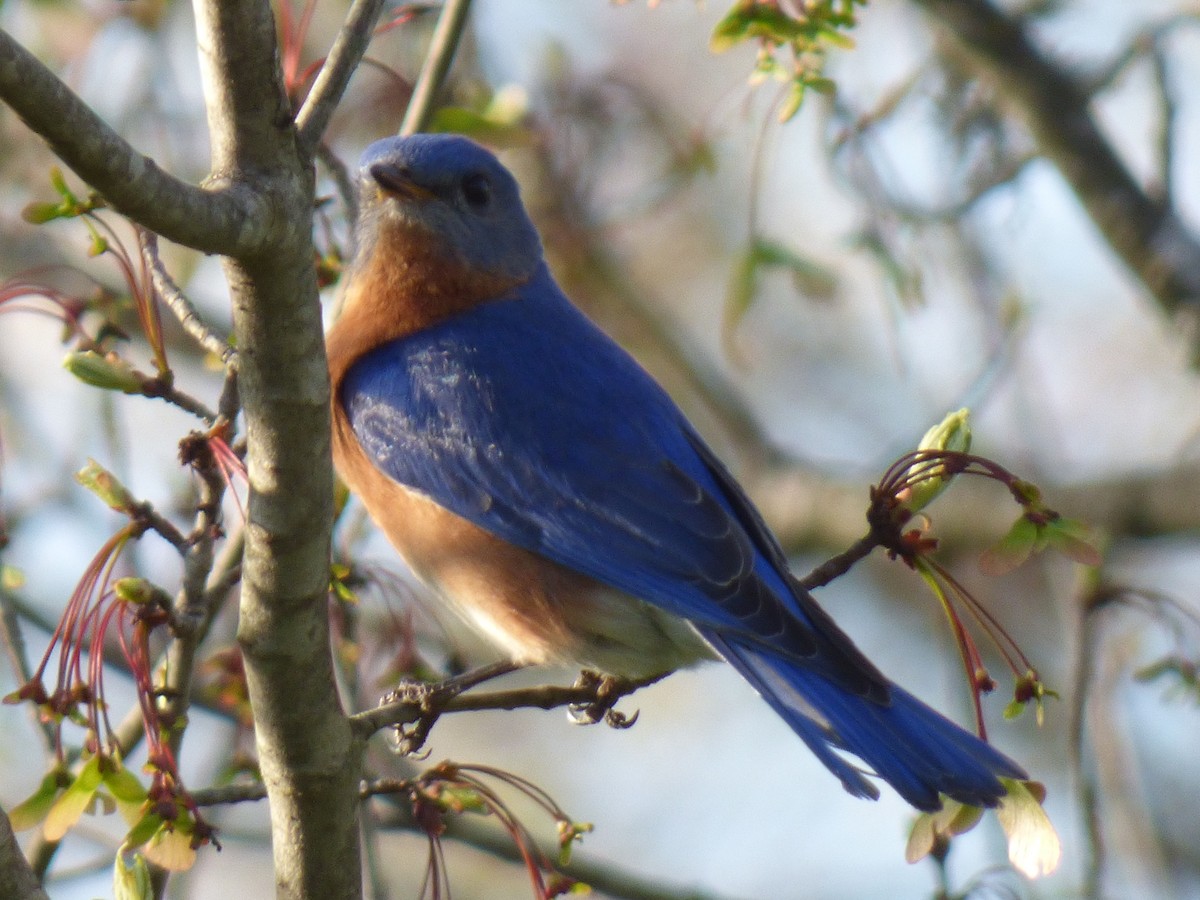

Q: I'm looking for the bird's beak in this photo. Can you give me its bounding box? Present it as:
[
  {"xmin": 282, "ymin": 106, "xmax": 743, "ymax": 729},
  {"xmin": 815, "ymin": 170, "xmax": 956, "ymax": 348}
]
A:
[{"xmin": 370, "ymin": 163, "xmax": 438, "ymax": 202}]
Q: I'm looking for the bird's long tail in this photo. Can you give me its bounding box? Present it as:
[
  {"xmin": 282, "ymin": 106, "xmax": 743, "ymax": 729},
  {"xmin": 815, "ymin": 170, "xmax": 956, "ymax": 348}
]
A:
[{"xmin": 707, "ymin": 633, "xmax": 1026, "ymax": 811}]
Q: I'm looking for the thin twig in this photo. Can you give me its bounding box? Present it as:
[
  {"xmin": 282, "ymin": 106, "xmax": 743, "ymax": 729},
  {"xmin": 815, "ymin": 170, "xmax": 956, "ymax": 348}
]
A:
[
  {"xmin": 0, "ymin": 590, "xmax": 57, "ymax": 750},
  {"xmin": 352, "ymin": 666, "xmax": 669, "ymax": 739},
  {"xmin": 399, "ymin": 0, "xmax": 473, "ymax": 136},
  {"xmin": 179, "ymin": 440, "xmax": 227, "ymax": 620},
  {"xmin": 295, "ymin": 0, "xmax": 389, "ymax": 148},
  {"xmin": 192, "ymin": 782, "xmax": 269, "ymax": 807},
  {"xmin": 794, "ymin": 533, "xmax": 878, "ymax": 591},
  {"xmin": 192, "ymin": 776, "xmax": 437, "ymax": 808},
  {"xmin": 216, "ymin": 366, "xmax": 241, "ymax": 425},
  {"xmin": 132, "ymin": 501, "xmax": 189, "ymax": 552},
  {"xmin": 1150, "ymin": 45, "xmax": 1177, "ymax": 202},
  {"xmin": 205, "ymin": 526, "xmax": 245, "ymax": 607},
  {"xmin": 140, "ymin": 232, "xmax": 236, "ymax": 365},
  {"xmin": 316, "ymin": 141, "xmax": 360, "ymax": 227},
  {"xmin": 149, "ymin": 380, "xmax": 219, "ymax": 423},
  {"xmin": 1081, "ymin": 14, "xmax": 1200, "ymax": 94}
]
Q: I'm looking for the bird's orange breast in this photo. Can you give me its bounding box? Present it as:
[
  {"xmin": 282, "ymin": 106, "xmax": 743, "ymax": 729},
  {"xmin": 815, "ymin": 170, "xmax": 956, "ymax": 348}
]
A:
[{"xmin": 326, "ymin": 218, "xmax": 525, "ymax": 388}]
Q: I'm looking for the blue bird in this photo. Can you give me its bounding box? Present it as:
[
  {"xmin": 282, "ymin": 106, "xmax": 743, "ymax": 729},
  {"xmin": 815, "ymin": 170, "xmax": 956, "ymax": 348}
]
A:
[{"xmin": 325, "ymin": 134, "xmax": 1026, "ymax": 811}]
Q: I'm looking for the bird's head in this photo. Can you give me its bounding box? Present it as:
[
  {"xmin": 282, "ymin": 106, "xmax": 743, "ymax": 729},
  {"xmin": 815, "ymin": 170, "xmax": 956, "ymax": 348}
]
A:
[{"xmin": 354, "ymin": 134, "xmax": 543, "ymax": 285}]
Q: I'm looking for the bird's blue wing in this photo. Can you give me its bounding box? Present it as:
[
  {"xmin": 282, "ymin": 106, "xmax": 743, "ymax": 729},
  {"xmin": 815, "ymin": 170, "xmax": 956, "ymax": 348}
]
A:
[{"xmin": 341, "ymin": 269, "xmax": 884, "ymax": 698}]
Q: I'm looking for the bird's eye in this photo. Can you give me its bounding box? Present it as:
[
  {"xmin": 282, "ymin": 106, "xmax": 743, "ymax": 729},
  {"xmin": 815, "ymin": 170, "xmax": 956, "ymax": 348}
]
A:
[{"xmin": 460, "ymin": 172, "xmax": 492, "ymax": 210}]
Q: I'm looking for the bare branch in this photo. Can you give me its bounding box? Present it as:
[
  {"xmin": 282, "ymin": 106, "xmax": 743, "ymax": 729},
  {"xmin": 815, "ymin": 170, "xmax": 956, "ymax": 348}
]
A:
[
  {"xmin": 190, "ymin": 2, "xmax": 361, "ymax": 897},
  {"xmin": 192, "ymin": 1, "xmax": 296, "ymax": 176},
  {"xmin": 352, "ymin": 666, "xmax": 668, "ymax": 741},
  {"xmin": 316, "ymin": 142, "xmax": 360, "ymax": 228},
  {"xmin": 295, "ymin": 0, "xmax": 389, "ymax": 148},
  {"xmin": 140, "ymin": 233, "xmax": 236, "ymax": 365},
  {"xmin": 1150, "ymin": 45, "xmax": 1178, "ymax": 202},
  {"xmin": 135, "ymin": 375, "xmax": 219, "ymax": 424},
  {"xmin": 0, "ymin": 810, "xmax": 48, "ymax": 900},
  {"xmin": 400, "ymin": 0, "xmax": 474, "ymax": 136},
  {"xmin": 0, "ymin": 30, "xmax": 262, "ymax": 257},
  {"xmin": 912, "ymin": 0, "xmax": 1200, "ymax": 314},
  {"xmin": 132, "ymin": 500, "xmax": 189, "ymax": 552},
  {"xmin": 794, "ymin": 533, "xmax": 878, "ymax": 591},
  {"xmin": 0, "ymin": 591, "xmax": 57, "ymax": 751}
]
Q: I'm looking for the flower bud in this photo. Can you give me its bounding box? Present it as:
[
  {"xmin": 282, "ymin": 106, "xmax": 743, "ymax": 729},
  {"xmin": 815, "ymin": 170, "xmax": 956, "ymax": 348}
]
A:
[
  {"xmin": 75, "ymin": 459, "xmax": 135, "ymax": 513},
  {"xmin": 901, "ymin": 408, "xmax": 972, "ymax": 514},
  {"xmin": 63, "ymin": 351, "xmax": 143, "ymax": 394}
]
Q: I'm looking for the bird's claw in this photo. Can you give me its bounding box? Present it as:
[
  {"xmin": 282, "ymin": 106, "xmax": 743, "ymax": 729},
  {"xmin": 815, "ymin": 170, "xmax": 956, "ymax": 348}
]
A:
[
  {"xmin": 380, "ymin": 679, "xmax": 442, "ymax": 756},
  {"xmin": 380, "ymin": 661, "xmax": 524, "ymax": 755},
  {"xmin": 567, "ymin": 671, "xmax": 645, "ymax": 729}
]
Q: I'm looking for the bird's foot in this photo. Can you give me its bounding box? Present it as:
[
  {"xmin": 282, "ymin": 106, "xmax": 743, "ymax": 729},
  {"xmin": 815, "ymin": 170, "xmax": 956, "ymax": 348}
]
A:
[
  {"xmin": 380, "ymin": 679, "xmax": 440, "ymax": 756},
  {"xmin": 567, "ymin": 670, "xmax": 670, "ymax": 729},
  {"xmin": 382, "ymin": 661, "xmax": 524, "ymax": 755}
]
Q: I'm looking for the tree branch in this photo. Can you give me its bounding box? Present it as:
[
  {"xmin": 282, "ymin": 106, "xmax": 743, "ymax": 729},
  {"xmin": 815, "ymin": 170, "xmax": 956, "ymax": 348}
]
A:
[
  {"xmin": 295, "ymin": 0, "xmax": 389, "ymax": 149},
  {"xmin": 352, "ymin": 667, "xmax": 668, "ymax": 742},
  {"xmin": 400, "ymin": 0, "xmax": 474, "ymax": 136},
  {"xmin": 190, "ymin": 1, "xmax": 361, "ymax": 898},
  {"xmin": 911, "ymin": 0, "xmax": 1200, "ymax": 314},
  {"xmin": 140, "ymin": 233, "xmax": 235, "ymax": 364},
  {"xmin": 0, "ymin": 30, "xmax": 262, "ymax": 257},
  {"xmin": 0, "ymin": 809, "xmax": 47, "ymax": 900},
  {"xmin": 193, "ymin": 1, "xmax": 297, "ymax": 177}
]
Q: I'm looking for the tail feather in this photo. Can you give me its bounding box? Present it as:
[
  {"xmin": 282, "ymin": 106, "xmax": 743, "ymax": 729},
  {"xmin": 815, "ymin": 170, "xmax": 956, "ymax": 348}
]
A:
[{"xmin": 710, "ymin": 633, "xmax": 1026, "ymax": 811}]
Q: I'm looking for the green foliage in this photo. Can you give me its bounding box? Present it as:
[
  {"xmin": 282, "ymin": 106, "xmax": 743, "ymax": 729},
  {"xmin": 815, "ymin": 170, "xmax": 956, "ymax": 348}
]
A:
[
  {"xmin": 710, "ymin": 0, "xmax": 864, "ymax": 120},
  {"xmin": 905, "ymin": 794, "xmax": 983, "ymax": 863},
  {"xmin": 6, "ymin": 769, "xmax": 70, "ymax": 832},
  {"xmin": 725, "ymin": 238, "xmax": 836, "ymax": 349},
  {"xmin": 1134, "ymin": 656, "xmax": 1200, "ymax": 702},
  {"xmin": 429, "ymin": 87, "xmax": 533, "ymax": 147},
  {"xmin": 980, "ymin": 511, "xmax": 1101, "ymax": 576},
  {"xmin": 20, "ymin": 167, "xmax": 103, "ymax": 224}
]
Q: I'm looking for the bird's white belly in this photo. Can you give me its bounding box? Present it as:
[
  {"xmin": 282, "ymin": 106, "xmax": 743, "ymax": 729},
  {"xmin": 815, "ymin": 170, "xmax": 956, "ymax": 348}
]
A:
[{"xmin": 442, "ymin": 576, "xmax": 716, "ymax": 679}]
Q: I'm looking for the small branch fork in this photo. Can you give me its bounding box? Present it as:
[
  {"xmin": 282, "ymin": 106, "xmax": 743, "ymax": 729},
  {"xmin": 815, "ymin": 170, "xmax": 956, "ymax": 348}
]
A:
[{"xmin": 350, "ymin": 663, "xmax": 670, "ymax": 752}]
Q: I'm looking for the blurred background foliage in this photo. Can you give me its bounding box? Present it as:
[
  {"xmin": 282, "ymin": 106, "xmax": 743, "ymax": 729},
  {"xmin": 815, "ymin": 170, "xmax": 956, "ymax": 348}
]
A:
[{"xmin": 2, "ymin": 0, "xmax": 1200, "ymax": 897}]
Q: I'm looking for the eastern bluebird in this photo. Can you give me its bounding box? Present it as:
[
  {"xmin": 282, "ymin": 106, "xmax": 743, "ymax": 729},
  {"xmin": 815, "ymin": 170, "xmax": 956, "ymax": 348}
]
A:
[{"xmin": 325, "ymin": 134, "xmax": 1025, "ymax": 811}]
